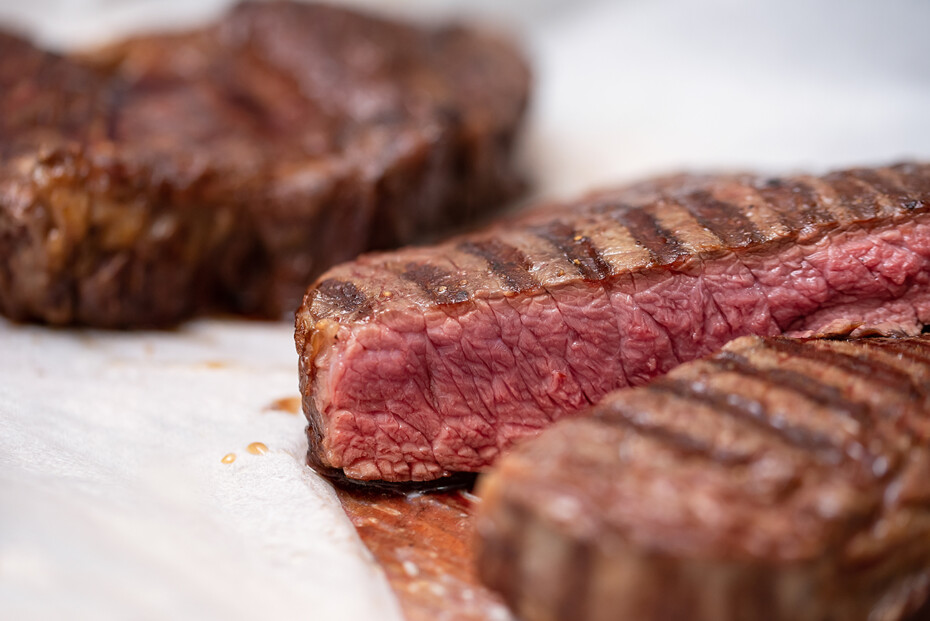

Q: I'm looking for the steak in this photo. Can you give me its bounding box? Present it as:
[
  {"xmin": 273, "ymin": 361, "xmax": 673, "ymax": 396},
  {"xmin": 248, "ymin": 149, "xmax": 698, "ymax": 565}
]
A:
[
  {"xmin": 476, "ymin": 335, "xmax": 930, "ymax": 621},
  {"xmin": 296, "ymin": 163, "xmax": 930, "ymax": 483},
  {"xmin": 0, "ymin": 2, "xmax": 529, "ymax": 327}
]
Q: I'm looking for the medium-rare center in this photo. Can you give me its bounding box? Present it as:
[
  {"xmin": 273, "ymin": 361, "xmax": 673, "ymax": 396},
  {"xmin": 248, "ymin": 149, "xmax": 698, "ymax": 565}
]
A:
[{"xmin": 295, "ymin": 162, "xmax": 930, "ymax": 483}]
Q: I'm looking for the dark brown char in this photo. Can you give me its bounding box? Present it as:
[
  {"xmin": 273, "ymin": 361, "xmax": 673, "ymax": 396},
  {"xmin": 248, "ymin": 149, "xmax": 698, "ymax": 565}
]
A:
[{"xmin": 0, "ymin": 2, "xmax": 530, "ymax": 327}]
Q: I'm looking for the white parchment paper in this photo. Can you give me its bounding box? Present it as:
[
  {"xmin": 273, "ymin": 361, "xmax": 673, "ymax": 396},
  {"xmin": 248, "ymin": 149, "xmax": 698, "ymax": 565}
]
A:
[{"xmin": 0, "ymin": 320, "xmax": 401, "ymax": 620}]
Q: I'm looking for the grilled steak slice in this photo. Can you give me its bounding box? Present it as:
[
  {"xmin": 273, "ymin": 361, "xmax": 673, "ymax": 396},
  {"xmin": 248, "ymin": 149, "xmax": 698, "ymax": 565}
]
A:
[
  {"xmin": 0, "ymin": 2, "xmax": 529, "ymax": 327},
  {"xmin": 296, "ymin": 163, "xmax": 930, "ymax": 483},
  {"xmin": 476, "ymin": 335, "xmax": 930, "ymax": 621}
]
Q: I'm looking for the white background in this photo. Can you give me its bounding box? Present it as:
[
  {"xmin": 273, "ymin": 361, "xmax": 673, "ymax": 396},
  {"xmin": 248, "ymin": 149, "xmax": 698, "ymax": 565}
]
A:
[{"xmin": 2, "ymin": 1, "xmax": 929, "ymax": 619}]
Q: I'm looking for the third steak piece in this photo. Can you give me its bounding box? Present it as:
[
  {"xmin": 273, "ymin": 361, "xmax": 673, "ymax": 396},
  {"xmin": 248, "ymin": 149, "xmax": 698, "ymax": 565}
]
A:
[
  {"xmin": 476, "ymin": 334, "xmax": 930, "ymax": 621},
  {"xmin": 0, "ymin": 1, "xmax": 528, "ymax": 327},
  {"xmin": 295, "ymin": 162, "xmax": 930, "ymax": 483}
]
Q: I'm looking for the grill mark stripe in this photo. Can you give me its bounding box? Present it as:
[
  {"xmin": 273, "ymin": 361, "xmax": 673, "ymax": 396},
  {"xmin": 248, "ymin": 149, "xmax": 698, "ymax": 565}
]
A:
[
  {"xmin": 889, "ymin": 163, "xmax": 930, "ymax": 205},
  {"xmin": 710, "ymin": 351, "xmax": 873, "ymax": 426},
  {"xmin": 839, "ymin": 340, "xmax": 930, "ymax": 409},
  {"xmin": 865, "ymin": 339, "xmax": 930, "ymax": 365},
  {"xmin": 607, "ymin": 205, "xmax": 688, "ymax": 265},
  {"xmin": 754, "ymin": 178, "xmax": 835, "ymax": 230},
  {"xmin": 315, "ymin": 278, "xmax": 370, "ymax": 314},
  {"xmin": 776, "ymin": 339, "xmax": 928, "ymax": 455},
  {"xmin": 648, "ymin": 377, "xmax": 848, "ymax": 460},
  {"xmin": 846, "ymin": 168, "xmax": 914, "ymax": 210},
  {"xmin": 878, "ymin": 167, "xmax": 929, "ymax": 213},
  {"xmin": 533, "ymin": 221, "xmax": 611, "ymax": 281},
  {"xmin": 458, "ymin": 239, "xmax": 539, "ymax": 293},
  {"xmin": 400, "ymin": 263, "xmax": 470, "ymax": 305},
  {"xmin": 765, "ymin": 338, "xmax": 923, "ymax": 400},
  {"xmin": 823, "ymin": 171, "xmax": 883, "ymax": 219},
  {"xmin": 600, "ymin": 402, "xmax": 752, "ymax": 465},
  {"xmin": 674, "ymin": 190, "xmax": 764, "ymax": 247}
]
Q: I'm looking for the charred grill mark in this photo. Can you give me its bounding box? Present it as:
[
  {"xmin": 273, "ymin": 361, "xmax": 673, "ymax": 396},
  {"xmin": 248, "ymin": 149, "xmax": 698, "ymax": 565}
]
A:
[
  {"xmin": 648, "ymin": 376, "xmax": 847, "ymax": 460},
  {"xmin": 845, "ymin": 168, "xmax": 914, "ymax": 211},
  {"xmin": 533, "ymin": 221, "xmax": 611, "ymax": 281},
  {"xmin": 674, "ymin": 190, "xmax": 763, "ymax": 247},
  {"xmin": 710, "ymin": 351, "xmax": 872, "ymax": 427},
  {"xmin": 605, "ymin": 204, "xmax": 688, "ymax": 265},
  {"xmin": 765, "ymin": 338, "xmax": 925, "ymax": 401},
  {"xmin": 864, "ymin": 338, "xmax": 930, "ymax": 365},
  {"xmin": 458, "ymin": 239, "xmax": 538, "ymax": 293},
  {"xmin": 401, "ymin": 263, "xmax": 471, "ymax": 305},
  {"xmin": 822, "ymin": 171, "xmax": 884, "ymax": 219},
  {"xmin": 887, "ymin": 164, "xmax": 930, "ymax": 203},
  {"xmin": 755, "ymin": 178, "xmax": 835, "ymax": 230},
  {"xmin": 315, "ymin": 278, "xmax": 370, "ymax": 314},
  {"xmin": 843, "ymin": 340, "xmax": 930, "ymax": 404},
  {"xmin": 600, "ymin": 402, "xmax": 754, "ymax": 465}
]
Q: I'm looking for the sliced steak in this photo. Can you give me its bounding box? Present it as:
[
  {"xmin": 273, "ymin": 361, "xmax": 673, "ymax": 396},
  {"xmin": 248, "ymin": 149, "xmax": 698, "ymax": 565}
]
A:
[
  {"xmin": 0, "ymin": 2, "xmax": 529, "ymax": 327},
  {"xmin": 296, "ymin": 163, "xmax": 930, "ymax": 482},
  {"xmin": 476, "ymin": 335, "xmax": 930, "ymax": 621}
]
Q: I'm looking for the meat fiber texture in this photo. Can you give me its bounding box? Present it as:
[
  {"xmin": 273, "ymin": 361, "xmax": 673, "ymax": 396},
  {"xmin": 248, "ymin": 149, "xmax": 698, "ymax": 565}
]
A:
[
  {"xmin": 297, "ymin": 163, "xmax": 930, "ymax": 483},
  {"xmin": 476, "ymin": 335, "xmax": 930, "ymax": 621},
  {"xmin": 0, "ymin": 2, "xmax": 529, "ymax": 327}
]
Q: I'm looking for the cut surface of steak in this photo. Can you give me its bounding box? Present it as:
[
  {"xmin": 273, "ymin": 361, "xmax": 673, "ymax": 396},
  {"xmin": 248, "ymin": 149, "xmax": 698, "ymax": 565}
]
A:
[
  {"xmin": 0, "ymin": 2, "xmax": 528, "ymax": 327},
  {"xmin": 296, "ymin": 162, "xmax": 930, "ymax": 482},
  {"xmin": 476, "ymin": 335, "xmax": 930, "ymax": 621}
]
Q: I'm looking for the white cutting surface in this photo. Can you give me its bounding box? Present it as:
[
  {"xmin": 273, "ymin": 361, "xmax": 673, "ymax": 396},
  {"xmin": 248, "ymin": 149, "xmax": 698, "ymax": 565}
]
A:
[{"xmin": 1, "ymin": 1, "xmax": 930, "ymax": 620}]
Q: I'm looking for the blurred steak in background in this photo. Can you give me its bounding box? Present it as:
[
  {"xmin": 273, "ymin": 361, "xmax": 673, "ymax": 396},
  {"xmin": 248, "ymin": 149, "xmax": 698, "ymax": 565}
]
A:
[
  {"xmin": 477, "ymin": 334, "xmax": 930, "ymax": 621},
  {"xmin": 0, "ymin": 1, "xmax": 529, "ymax": 327},
  {"xmin": 296, "ymin": 163, "xmax": 930, "ymax": 483}
]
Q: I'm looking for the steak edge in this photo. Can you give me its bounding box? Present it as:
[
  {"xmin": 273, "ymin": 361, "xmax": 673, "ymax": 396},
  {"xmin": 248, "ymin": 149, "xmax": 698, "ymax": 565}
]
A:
[
  {"xmin": 296, "ymin": 162, "xmax": 930, "ymax": 482},
  {"xmin": 0, "ymin": 2, "xmax": 529, "ymax": 327},
  {"xmin": 476, "ymin": 334, "xmax": 930, "ymax": 621}
]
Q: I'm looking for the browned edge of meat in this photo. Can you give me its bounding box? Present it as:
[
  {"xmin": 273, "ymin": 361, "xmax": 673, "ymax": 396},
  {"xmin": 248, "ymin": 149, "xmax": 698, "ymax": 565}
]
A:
[
  {"xmin": 296, "ymin": 162, "xmax": 930, "ymax": 483},
  {"xmin": 476, "ymin": 334, "xmax": 930, "ymax": 621},
  {"xmin": 0, "ymin": 1, "xmax": 530, "ymax": 327}
]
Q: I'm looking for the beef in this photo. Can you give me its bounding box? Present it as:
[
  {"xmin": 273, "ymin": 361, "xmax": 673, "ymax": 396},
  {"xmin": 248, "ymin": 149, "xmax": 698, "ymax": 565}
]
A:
[
  {"xmin": 475, "ymin": 334, "xmax": 930, "ymax": 621},
  {"xmin": 295, "ymin": 163, "xmax": 930, "ymax": 482},
  {"xmin": 0, "ymin": 2, "xmax": 529, "ymax": 327}
]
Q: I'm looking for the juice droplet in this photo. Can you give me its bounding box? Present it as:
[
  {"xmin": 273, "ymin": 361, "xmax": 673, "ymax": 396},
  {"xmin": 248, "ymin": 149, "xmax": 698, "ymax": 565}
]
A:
[
  {"xmin": 247, "ymin": 442, "xmax": 268, "ymax": 455},
  {"xmin": 264, "ymin": 396, "xmax": 301, "ymax": 415},
  {"xmin": 221, "ymin": 453, "xmax": 236, "ymax": 464}
]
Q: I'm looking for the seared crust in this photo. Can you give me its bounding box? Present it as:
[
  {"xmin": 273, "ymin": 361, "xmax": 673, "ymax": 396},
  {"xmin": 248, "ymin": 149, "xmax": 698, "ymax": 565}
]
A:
[
  {"xmin": 476, "ymin": 335, "xmax": 930, "ymax": 621},
  {"xmin": 296, "ymin": 163, "xmax": 930, "ymax": 482},
  {"xmin": 300, "ymin": 163, "xmax": 930, "ymax": 330},
  {"xmin": 0, "ymin": 3, "xmax": 529, "ymax": 327}
]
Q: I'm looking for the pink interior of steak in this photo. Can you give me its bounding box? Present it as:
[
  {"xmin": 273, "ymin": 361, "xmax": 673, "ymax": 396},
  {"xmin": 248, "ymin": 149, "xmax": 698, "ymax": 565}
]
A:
[{"xmin": 308, "ymin": 214, "xmax": 930, "ymax": 481}]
